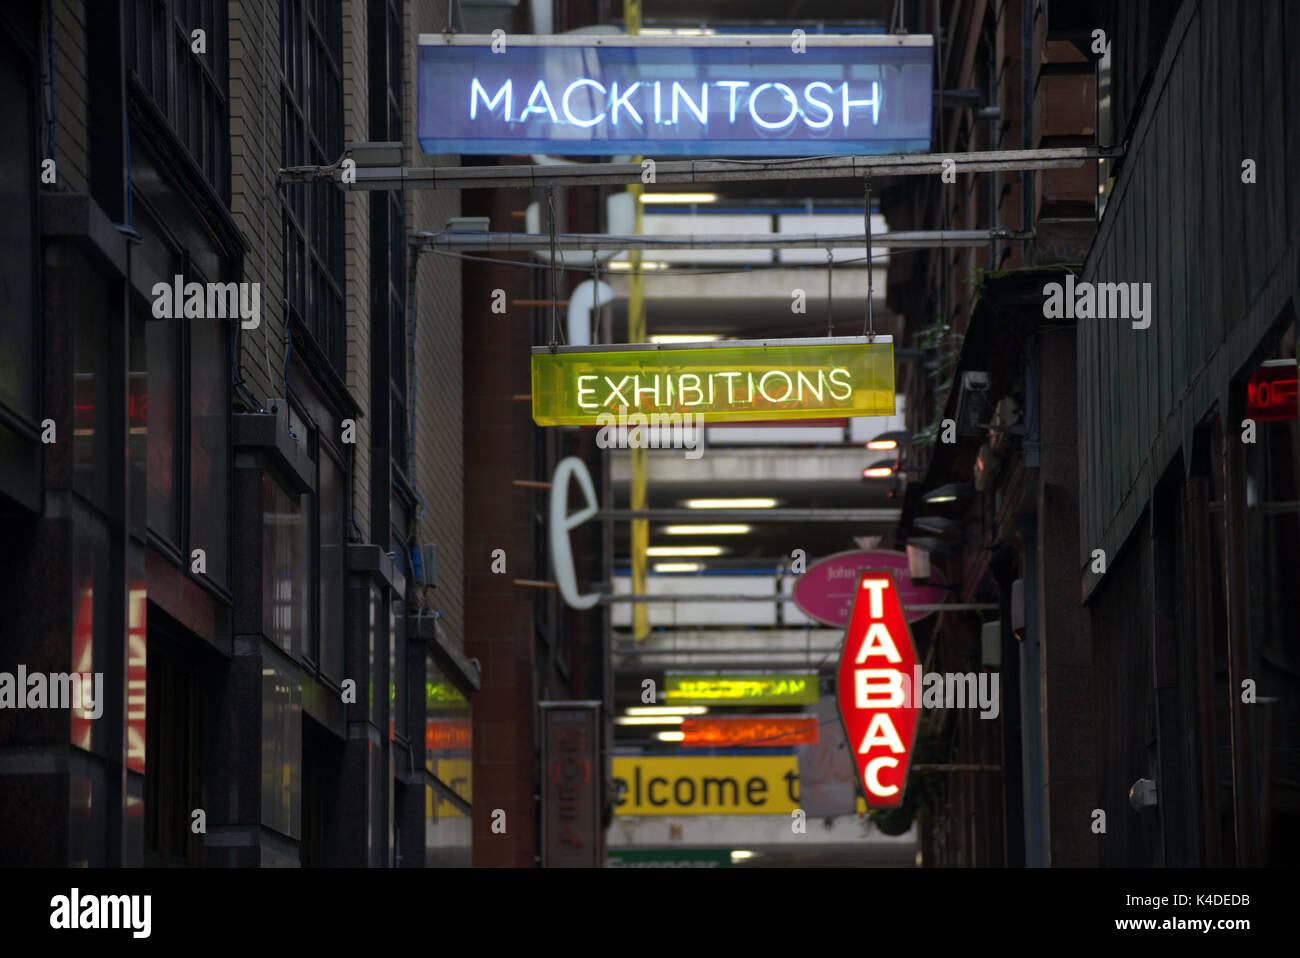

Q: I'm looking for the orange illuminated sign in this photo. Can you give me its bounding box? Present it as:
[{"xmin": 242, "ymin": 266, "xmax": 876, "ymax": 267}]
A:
[
  {"xmin": 680, "ymin": 715, "xmax": 819, "ymax": 747},
  {"xmin": 426, "ymin": 719, "xmax": 472, "ymax": 752},
  {"xmin": 836, "ymin": 570, "xmax": 919, "ymax": 807}
]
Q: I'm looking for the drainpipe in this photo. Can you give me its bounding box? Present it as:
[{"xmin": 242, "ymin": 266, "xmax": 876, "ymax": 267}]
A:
[
  {"xmin": 1020, "ymin": 342, "xmax": 1047, "ymax": 866},
  {"xmin": 1022, "ymin": 0, "xmax": 1034, "ymax": 250}
]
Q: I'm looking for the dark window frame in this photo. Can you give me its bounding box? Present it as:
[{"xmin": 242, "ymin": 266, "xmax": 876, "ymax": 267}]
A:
[
  {"xmin": 367, "ymin": 0, "xmax": 408, "ymax": 495},
  {"xmin": 124, "ymin": 0, "xmax": 230, "ymax": 203},
  {"xmin": 281, "ymin": 388, "xmax": 349, "ymax": 689},
  {"xmin": 281, "ymin": 0, "xmax": 346, "ymax": 373},
  {"xmin": 136, "ymin": 196, "xmax": 234, "ymax": 597},
  {"xmin": 143, "ymin": 618, "xmax": 207, "ymax": 867},
  {"xmin": 0, "ymin": 11, "xmax": 42, "ymax": 439}
]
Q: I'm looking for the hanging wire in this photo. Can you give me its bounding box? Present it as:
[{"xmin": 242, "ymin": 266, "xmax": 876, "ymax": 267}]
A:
[
  {"xmin": 547, "ymin": 185, "xmax": 560, "ymax": 350},
  {"xmin": 592, "ymin": 250, "xmax": 601, "ymax": 344},
  {"xmin": 825, "ymin": 248, "xmax": 834, "ymax": 337},
  {"xmin": 864, "ymin": 173, "xmax": 875, "ymax": 339}
]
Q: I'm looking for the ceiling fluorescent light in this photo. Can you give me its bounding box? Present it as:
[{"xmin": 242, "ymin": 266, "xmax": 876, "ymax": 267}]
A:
[
  {"xmin": 649, "ymin": 334, "xmax": 723, "ymax": 344},
  {"xmin": 654, "ymin": 562, "xmax": 703, "ymax": 573},
  {"xmin": 639, "ymin": 192, "xmax": 718, "ymax": 204},
  {"xmin": 684, "ymin": 498, "xmax": 778, "ymax": 509},
  {"xmin": 645, "ymin": 545, "xmax": 726, "ymax": 557},
  {"xmin": 663, "ymin": 524, "xmax": 751, "ymax": 535}
]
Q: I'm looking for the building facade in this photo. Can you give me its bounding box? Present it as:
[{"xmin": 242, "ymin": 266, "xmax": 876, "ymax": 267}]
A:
[
  {"xmin": 0, "ymin": 0, "xmax": 478, "ymax": 867},
  {"xmin": 887, "ymin": 0, "xmax": 1298, "ymax": 867}
]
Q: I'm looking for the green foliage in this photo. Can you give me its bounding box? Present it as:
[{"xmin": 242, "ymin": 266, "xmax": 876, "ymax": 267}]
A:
[{"xmin": 913, "ymin": 309, "xmax": 965, "ymax": 447}]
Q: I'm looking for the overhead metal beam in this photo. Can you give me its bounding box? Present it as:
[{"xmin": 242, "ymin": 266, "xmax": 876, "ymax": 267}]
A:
[
  {"xmin": 600, "ymin": 508, "xmax": 902, "ymax": 522},
  {"xmin": 614, "ymin": 646, "xmax": 845, "ymax": 656},
  {"xmin": 279, "ymin": 145, "xmax": 1123, "ymax": 191},
  {"xmin": 420, "ymin": 32, "xmax": 934, "ymax": 48},
  {"xmin": 414, "ymin": 228, "xmax": 1024, "ymax": 252},
  {"xmin": 602, "ymin": 595, "xmax": 997, "ymax": 609}
]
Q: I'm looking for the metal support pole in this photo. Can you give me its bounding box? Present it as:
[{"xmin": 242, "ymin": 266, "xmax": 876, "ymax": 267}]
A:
[
  {"xmin": 625, "ymin": 0, "xmax": 648, "ymax": 644},
  {"xmin": 1222, "ymin": 420, "xmax": 1261, "ymax": 865},
  {"xmin": 864, "ymin": 173, "xmax": 874, "ymax": 337}
]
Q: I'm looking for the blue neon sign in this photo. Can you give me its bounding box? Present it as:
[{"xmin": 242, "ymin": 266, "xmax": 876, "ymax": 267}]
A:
[{"xmin": 417, "ymin": 35, "xmax": 933, "ymax": 157}]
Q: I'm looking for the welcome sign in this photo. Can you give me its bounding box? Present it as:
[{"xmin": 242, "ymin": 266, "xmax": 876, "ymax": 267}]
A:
[
  {"xmin": 417, "ymin": 34, "xmax": 933, "ymax": 156},
  {"xmin": 531, "ymin": 337, "xmax": 894, "ymax": 425}
]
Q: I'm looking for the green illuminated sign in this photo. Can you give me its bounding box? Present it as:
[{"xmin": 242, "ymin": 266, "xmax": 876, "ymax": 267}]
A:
[
  {"xmin": 426, "ymin": 680, "xmax": 467, "ymax": 706},
  {"xmin": 607, "ymin": 848, "xmax": 733, "ymax": 868},
  {"xmin": 663, "ymin": 671, "xmax": 820, "ymax": 706},
  {"xmin": 531, "ymin": 337, "xmax": 894, "ymax": 426}
]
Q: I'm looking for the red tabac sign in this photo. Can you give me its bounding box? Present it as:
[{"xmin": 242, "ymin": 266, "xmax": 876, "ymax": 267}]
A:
[
  {"xmin": 1245, "ymin": 359, "xmax": 1298, "ymax": 423},
  {"xmin": 836, "ymin": 571, "xmax": 919, "ymax": 807}
]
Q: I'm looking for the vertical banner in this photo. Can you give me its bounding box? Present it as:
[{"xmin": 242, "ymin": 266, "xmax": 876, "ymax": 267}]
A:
[
  {"xmin": 540, "ymin": 701, "xmax": 604, "ymax": 867},
  {"xmin": 836, "ymin": 571, "xmax": 920, "ymax": 807}
]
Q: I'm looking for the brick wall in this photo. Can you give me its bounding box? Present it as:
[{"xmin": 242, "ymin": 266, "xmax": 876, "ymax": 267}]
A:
[
  {"xmin": 48, "ymin": 0, "xmax": 89, "ymax": 193},
  {"xmin": 405, "ymin": 0, "xmax": 464, "ymax": 643},
  {"xmin": 342, "ymin": 0, "xmax": 372, "ymax": 536},
  {"xmin": 229, "ymin": 0, "xmax": 287, "ymax": 411}
]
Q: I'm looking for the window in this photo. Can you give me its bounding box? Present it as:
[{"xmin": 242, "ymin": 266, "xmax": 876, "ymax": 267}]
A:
[
  {"xmin": 144, "ymin": 636, "xmax": 203, "ymax": 865},
  {"xmin": 72, "ymin": 262, "xmax": 114, "ymax": 512},
  {"xmin": 282, "ymin": 0, "xmax": 345, "ymax": 372},
  {"xmin": 368, "ymin": 0, "xmax": 408, "ymax": 476},
  {"xmin": 129, "ymin": 141, "xmax": 233, "ymax": 591},
  {"xmin": 318, "ymin": 447, "xmax": 346, "ymax": 681},
  {"xmin": 0, "ymin": 22, "xmax": 38, "ymax": 425},
  {"xmin": 278, "ymin": 391, "xmax": 347, "ymax": 683},
  {"xmin": 389, "ymin": 536, "xmax": 410, "ymax": 741},
  {"xmin": 189, "ymin": 298, "xmax": 231, "ymax": 586},
  {"xmin": 125, "ymin": 0, "xmax": 230, "ymax": 199},
  {"xmin": 425, "ymin": 657, "xmax": 471, "ymax": 806},
  {"xmin": 425, "ymin": 655, "xmax": 472, "ymax": 868},
  {"xmin": 261, "ymin": 654, "xmax": 302, "ymax": 839},
  {"xmin": 263, "ymin": 469, "xmax": 311, "ymax": 657},
  {"xmin": 146, "ymin": 302, "xmax": 180, "ymax": 544},
  {"xmin": 1096, "ymin": 40, "xmax": 1113, "ymax": 218}
]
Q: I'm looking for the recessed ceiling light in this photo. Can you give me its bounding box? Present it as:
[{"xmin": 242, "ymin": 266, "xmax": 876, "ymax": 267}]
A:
[
  {"xmin": 639, "ymin": 192, "xmax": 718, "ymax": 204},
  {"xmin": 625, "ymin": 706, "xmax": 709, "ymax": 716},
  {"xmin": 649, "ymin": 334, "xmax": 723, "ymax": 344},
  {"xmin": 654, "ymin": 561, "xmax": 703, "ymax": 573},
  {"xmin": 663, "ymin": 524, "xmax": 751, "ymax": 535},
  {"xmin": 684, "ymin": 498, "xmax": 777, "ymax": 509},
  {"xmin": 645, "ymin": 545, "xmax": 726, "ymax": 557},
  {"xmin": 608, "ymin": 260, "xmax": 669, "ymax": 271}
]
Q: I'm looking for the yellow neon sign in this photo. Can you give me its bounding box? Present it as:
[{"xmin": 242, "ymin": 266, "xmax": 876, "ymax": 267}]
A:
[
  {"xmin": 531, "ymin": 338, "xmax": 894, "ymax": 425},
  {"xmin": 663, "ymin": 672, "xmax": 819, "ymax": 705},
  {"xmin": 612, "ymin": 756, "xmax": 868, "ymax": 816}
]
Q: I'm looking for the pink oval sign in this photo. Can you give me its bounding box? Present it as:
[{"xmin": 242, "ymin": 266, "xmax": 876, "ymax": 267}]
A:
[{"xmin": 792, "ymin": 549, "xmax": 948, "ymax": 626}]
